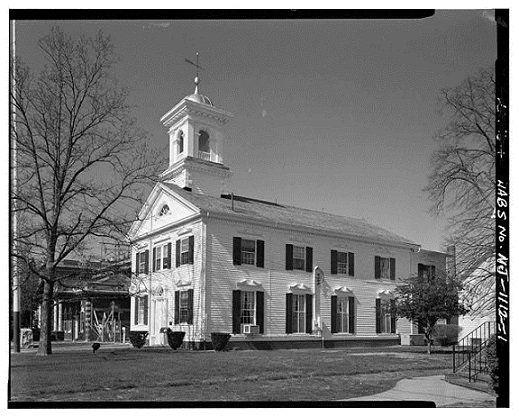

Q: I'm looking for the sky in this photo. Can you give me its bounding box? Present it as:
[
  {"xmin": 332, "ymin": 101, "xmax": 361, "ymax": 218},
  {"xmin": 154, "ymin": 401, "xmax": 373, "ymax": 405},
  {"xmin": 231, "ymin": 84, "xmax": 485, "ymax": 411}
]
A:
[{"xmin": 12, "ymin": 10, "xmax": 498, "ymax": 253}]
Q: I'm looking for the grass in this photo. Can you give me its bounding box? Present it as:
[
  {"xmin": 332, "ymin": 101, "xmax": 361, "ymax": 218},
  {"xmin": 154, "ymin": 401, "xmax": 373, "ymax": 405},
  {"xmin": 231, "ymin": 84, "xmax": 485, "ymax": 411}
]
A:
[{"xmin": 10, "ymin": 345, "xmax": 453, "ymax": 402}]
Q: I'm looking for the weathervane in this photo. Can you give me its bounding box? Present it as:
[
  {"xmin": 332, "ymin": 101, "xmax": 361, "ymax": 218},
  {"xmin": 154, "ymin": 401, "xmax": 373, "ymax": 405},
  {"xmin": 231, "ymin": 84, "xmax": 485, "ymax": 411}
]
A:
[{"xmin": 185, "ymin": 53, "xmax": 203, "ymax": 75}]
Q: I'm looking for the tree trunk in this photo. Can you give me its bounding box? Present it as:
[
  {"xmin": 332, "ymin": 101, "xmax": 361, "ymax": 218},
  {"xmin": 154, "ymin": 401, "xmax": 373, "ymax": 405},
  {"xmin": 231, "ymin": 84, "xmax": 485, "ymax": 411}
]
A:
[
  {"xmin": 36, "ymin": 280, "xmax": 54, "ymax": 356},
  {"xmin": 427, "ymin": 340, "xmax": 432, "ymax": 354}
]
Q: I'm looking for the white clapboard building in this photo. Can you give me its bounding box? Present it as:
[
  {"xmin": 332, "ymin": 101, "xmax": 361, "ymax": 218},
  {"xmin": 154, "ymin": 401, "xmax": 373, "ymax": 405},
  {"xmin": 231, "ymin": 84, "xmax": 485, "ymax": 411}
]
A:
[{"xmin": 128, "ymin": 76, "xmax": 449, "ymax": 349}]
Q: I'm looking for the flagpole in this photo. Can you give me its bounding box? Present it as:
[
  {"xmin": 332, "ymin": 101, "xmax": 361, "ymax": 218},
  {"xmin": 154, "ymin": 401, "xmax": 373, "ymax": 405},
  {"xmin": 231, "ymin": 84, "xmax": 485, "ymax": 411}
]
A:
[{"xmin": 10, "ymin": 18, "xmax": 21, "ymax": 353}]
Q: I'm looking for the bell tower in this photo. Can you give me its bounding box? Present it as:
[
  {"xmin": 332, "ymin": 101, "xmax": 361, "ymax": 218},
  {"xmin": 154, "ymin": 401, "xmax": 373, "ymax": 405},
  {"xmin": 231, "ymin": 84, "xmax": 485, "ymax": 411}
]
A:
[{"xmin": 159, "ymin": 63, "xmax": 234, "ymax": 197}]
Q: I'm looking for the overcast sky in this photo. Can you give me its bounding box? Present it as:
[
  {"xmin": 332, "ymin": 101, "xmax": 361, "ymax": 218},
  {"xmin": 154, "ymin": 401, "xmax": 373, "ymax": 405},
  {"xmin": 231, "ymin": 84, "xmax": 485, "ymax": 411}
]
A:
[{"xmin": 13, "ymin": 10, "xmax": 497, "ymax": 252}]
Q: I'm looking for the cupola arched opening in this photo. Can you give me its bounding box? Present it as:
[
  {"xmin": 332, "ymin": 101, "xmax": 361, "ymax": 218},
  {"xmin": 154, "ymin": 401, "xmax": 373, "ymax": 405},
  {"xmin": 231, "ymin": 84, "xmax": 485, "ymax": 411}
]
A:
[
  {"xmin": 199, "ymin": 130, "xmax": 210, "ymax": 153},
  {"xmin": 178, "ymin": 130, "xmax": 184, "ymax": 154}
]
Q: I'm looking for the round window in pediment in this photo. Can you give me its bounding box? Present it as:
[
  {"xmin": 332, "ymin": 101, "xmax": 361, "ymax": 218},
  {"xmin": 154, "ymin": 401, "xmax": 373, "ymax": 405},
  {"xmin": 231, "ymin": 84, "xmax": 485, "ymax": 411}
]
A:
[{"xmin": 159, "ymin": 204, "xmax": 170, "ymax": 216}]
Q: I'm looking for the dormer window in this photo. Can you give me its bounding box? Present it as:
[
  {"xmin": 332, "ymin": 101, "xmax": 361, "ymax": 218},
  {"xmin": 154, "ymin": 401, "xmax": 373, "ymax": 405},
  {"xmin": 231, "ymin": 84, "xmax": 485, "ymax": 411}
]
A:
[
  {"xmin": 178, "ymin": 131, "xmax": 184, "ymax": 154},
  {"xmin": 198, "ymin": 130, "xmax": 210, "ymax": 160},
  {"xmin": 159, "ymin": 204, "xmax": 170, "ymax": 216}
]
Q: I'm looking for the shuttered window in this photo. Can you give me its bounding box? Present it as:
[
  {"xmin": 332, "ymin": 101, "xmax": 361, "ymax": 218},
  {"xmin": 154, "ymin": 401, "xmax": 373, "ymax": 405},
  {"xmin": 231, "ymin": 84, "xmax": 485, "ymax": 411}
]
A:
[
  {"xmin": 331, "ymin": 296, "xmax": 355, "ymax": 334},
  {"xmin": 176, "ymin": 236, "xmax": 194, "ymax": 266},
  {"xmin": 376, "ymin": 298, "xmax": 396, "ymax": 334},
  {"xmin": 231, "ymin": 290, "xmax": 265, "ymax": 334},
  {"xmin": 174, "ymin": 289, "xmax": 193, "ymax": 324},
  {"xmin": 286, "ymin": 293, "xmax": 313, "ymax": 334},
  {"xmin": 233, "ymin": 237, "xmax": 265, "ymax": 268},
  {"xmin": 135, "ymin": 295, "xmax": 148, "ymax": 325},
  {"xmin": 375, "ymin": 256, "xmax": 396, "ymax": 280},
  {"xmin": 331, "ymin": 250, "xmax": 355, "ymax": 276},
  {"xmin": 153, "ymin": 242, "xmax": 172, "ymax": 271},
  {"xmin": 286, "ymin": 244, "xmax": 313, "ymax": 272},
  {"xmin": 136, "ymin": 250, "xmax": 149, "ymax": 274}
]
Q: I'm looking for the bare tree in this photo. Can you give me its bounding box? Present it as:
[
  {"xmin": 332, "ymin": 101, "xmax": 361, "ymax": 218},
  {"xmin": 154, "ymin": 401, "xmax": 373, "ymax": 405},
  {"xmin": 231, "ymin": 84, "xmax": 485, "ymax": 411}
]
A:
[
  {"xmin": 11, "ymin": 28, "xmax": 165, "ymax": 355},
  {"xmin": 425, "ymin": 67, "xmax": 495, "ymax": 316}
]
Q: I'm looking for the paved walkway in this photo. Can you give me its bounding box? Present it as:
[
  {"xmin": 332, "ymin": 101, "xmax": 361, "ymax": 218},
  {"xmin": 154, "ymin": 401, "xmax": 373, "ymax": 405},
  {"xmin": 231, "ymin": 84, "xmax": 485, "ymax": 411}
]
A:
[{"xmin": 342, "ymin": 374, "xmax": 496, "ymax": 407}]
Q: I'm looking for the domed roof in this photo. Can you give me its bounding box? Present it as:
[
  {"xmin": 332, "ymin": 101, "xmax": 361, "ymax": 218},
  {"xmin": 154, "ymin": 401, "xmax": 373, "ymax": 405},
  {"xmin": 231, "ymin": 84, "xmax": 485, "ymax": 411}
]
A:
[
  {"xmin": 185, "ymin": 76, "xmax": 214, "ymax": 106},
  {"xmin": 185, "ymin": 93, "xmax": 214, "ymax": 106}
]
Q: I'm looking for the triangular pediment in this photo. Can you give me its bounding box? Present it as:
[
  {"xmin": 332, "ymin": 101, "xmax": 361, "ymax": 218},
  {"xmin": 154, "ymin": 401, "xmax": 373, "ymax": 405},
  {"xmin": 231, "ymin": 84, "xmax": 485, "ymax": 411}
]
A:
[{"xmin": 128, "ymin": 183, "xmax": 201, "ymax": 241}]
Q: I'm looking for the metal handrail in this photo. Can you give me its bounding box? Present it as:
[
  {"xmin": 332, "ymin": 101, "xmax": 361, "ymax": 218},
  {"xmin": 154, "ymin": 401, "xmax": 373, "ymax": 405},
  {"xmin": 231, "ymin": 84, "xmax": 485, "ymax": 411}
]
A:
[{"xmin": 452, "ymin": 321, "xmax": 495, "ymax": 381}]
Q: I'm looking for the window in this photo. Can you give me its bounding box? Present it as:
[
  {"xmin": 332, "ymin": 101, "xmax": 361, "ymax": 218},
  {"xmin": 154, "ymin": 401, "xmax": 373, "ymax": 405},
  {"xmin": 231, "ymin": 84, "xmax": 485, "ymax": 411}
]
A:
[
  {"xmin": 376, "ymin": 298, "xmax": 396, "ymax": 334},
  {"xmin": 159, "ymin": 204, "xmax": 170, "ymax": 216},
  {"xmin": 233, "ymin": 237, "xmax": 265, "ymax": 268},
  {"xmin": 174, "ymin": 290, "xmax": 193, "ymax": 324},
  {"xmin": 232, "ymin": 290, "xmax": 265, "ymax": 334},
  {"xmin": 331, "ymin": 250, "xmax": 355, "ymax": 276},
  {"xmin": 292, "ymin": 294, "xmax": 306, "ymax": 333},
  {"xmin": 178, "ymin": 131, "xmax": 184, "ymax": 154},
  {"xmin": 331, "ymin": 296, "xmax": 355, "ymax": 334},
  {"xmin": 285, "ymin": 293, "xmax": 313, "ymax": 334},
  {"xmin": 176, "ymin": 236, "xmax": 194, "ymax": 266},
  {"xmin": 134, "ymin": 295, "xmax": 148, "ymax": 325},
  {"xmin": 240, "ymin": 291, "xmax": 256, "ymax": 324},
  {"xmin": 418, "ymin": 263, "xmax": 436, "ymax": 279},
  {"xmin": 375, "ymin": 256, "xmax": 396, "ymax": 280},
  {"xmin": 199, "ymin": 130, "xmax": 210, "ymax": 152},
  {"xmin": 153, "ymin": 243, "xmax": 171, "ymax": 271},
  {"xmin": 136, "ymin": 250, "xmax": 149, "ymax": 275},
  {"xmin": 286, "ymin": 244, "xmax": 313, "ymax": 272}
]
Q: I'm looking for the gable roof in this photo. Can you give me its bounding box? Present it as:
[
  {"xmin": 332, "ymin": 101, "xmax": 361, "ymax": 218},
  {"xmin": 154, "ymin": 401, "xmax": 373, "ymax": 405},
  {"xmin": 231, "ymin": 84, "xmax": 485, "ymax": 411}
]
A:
[{"xmin": 161, "ymin": 183, "xmax": 417, "ymax": 248}]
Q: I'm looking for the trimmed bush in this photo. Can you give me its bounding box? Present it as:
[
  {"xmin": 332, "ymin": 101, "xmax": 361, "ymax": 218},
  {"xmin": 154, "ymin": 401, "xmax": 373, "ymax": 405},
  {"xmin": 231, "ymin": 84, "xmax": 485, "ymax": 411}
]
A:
[
  {"xmin": 211, "ymin": 332, "xmax": 231, "ymax": 351},
  {"xmin": 486, "ymin": 334, "xmax": 499, "ymax": 394},
  {"xmin": 165, "ymin": 329, "xmax": 185, "ymax": 350},
  {"xmin": 432, "ymin": 324, "xmax": 461, "ymax": 346},
  {"xmin": 129, "ymin": 331, "xmax": 148, "ymax": 349}
]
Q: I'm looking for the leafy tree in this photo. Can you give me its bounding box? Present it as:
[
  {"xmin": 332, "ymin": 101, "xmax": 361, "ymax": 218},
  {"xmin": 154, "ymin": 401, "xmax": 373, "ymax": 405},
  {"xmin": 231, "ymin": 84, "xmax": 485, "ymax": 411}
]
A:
[
  {"xmin": 425, "ymin": 67, "xmax": 495, "ymax": 316},
  {"xmin": 11, "ymin": 27, "xmax": 164, "ymax": 355},
  {"xmin": 394, "ymin": 272, "xmax": 468, "ymax": 354}
]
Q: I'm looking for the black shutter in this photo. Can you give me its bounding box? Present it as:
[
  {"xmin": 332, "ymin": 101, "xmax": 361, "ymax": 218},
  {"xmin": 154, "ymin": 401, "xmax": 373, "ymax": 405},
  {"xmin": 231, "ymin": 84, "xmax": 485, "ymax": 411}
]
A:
[
  {"xmin": 305, "ymin": 294, "xmax": 313, "ymax": 334},
  {"xmin": 256, "ymin": 291, "xmax": 265, "ymax": 333},
  {"xmin": 232, "ymin": 290, "xmax": 241, "ymax": 334},
  {"xmin": 375, "ymin": 256, "xmax": 381, "ymax": 279},
  {"xmin": 348, "ymin": 252, "xmax": 355, "ymax": 276},
  {"xmin": 331, "ymin": 250, "xmax": 338, "ymax": 275},
  {"xmin": 348, "ymin": 296, "xmax": 355, "ymax": 334},
  {"xmin": 390, "ymin": 258, "xmax": 396, "ymax": 280},
  {"xmin": 176, "ymin": 240, "xmax": 181, "ymax": 267},
  {"xmin": 134, "ymin": 297, "xmax": 138, "ymax": 325},
  {"xmin": 165, "ymin": 242, "xmax": 172, "ymax": 269},
  {"xmin": 285, "ymin": 293, "xmax": 293, "ymax": 333},
  {"xmin": 187, "ymin": 289, "xmax": 194, "ymax": 324},
  {"xmin": 256, "ymin": 240, "xmax": 265, "ymax": 268},
  {"xmin": 174, "ymin": 291, "xmax": 180, "ymax": 324},
  {"xmin": 188, "ymin": 235, "xmax": 194, "ymax": 264},
  {"xmin": 330, "ymin": 296, "xmax": 337, "ymax": 333},
  {"xmin": 375, "ymin": 298, "xmax": 381, "ymax": 334},
  {"xmin": 306, "ymin": 247, "xmax": 313, "ymax": 272},
  {"xmin": 152, "ymin": 247, "xmax": 157, "ymax": 272},
  {"xmin": 143, "ymin": 295, "xmax": 148, "ymax": 325},
  {"xmin": 286, "ymin": 244, "xmax": 293, "ymax": 270},
  {"xmin": 136, "ymin": 252, "xmax": 140, "ymax": 274},
  {"xmin": 144, "ymin": 250, "xmax": 149, "ymax": 274},
  {"xmin": 233, "ymin": 237, "xmax": 242, "ymax": 265},
  {"xmin": 431, "ymin": 265, "xmax": 436, "ymax": 279},
  {"xmin": 390, "ymin": 299, "xmax": 396, "ymax": 333}
]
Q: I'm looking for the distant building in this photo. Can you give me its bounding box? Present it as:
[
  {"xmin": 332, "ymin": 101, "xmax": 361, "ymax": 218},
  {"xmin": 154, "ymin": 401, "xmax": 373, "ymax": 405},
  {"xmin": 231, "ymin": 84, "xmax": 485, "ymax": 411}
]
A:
[
  {"xmin": 39, "ymin": 249, "xmax": 131, "ymax": 343},
  {"xmin": 128, "ymin": 76, "xmax": 451, "ymax": 349}
]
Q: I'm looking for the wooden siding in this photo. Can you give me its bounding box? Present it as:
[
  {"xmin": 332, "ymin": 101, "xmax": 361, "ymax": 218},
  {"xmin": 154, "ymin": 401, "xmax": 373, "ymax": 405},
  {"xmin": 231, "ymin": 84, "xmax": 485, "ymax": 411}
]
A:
[{"xmin": 206, "ymin": 217, "xmax": 416, "ymax": 338}]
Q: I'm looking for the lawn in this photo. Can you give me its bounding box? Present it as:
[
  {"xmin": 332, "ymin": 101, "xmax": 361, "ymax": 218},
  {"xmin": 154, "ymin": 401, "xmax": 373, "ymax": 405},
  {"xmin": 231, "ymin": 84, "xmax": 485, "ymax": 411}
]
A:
[{"xmin": 9, "ymin": 345, "xmax": 453, "ymax": 402}]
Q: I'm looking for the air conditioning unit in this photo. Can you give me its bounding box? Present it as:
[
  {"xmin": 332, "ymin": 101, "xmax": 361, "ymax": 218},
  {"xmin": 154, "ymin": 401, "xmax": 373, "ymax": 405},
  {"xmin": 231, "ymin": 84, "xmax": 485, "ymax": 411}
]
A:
[{"xmin": 242, "ymin": 324, "xmax": 260, "ymax": 335}]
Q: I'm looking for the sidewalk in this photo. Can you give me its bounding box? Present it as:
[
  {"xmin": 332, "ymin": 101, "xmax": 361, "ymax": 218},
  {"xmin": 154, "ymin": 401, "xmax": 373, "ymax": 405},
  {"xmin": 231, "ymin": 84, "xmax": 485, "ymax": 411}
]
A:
[{"xmin": 341, "ymin": 374, "xmax": 496, "ymax": 407}]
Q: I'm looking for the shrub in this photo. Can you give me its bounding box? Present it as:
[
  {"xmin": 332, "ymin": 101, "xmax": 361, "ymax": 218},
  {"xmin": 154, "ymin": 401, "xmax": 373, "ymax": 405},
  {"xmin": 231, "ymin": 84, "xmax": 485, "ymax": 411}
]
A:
[
  {"xmin": 211, "ymin": 332, "xmax": 231, "ymax": 351},
  {"xmin": 432, "ymin": 324, "xmax": 461, "ymax": 346},
  {"xmin": 486, "ymin": 334, "xmax": 499, "ymax": 394},
  {"xmin": 165, "ymin": 329, "xmax": 185, "ymax": 350},
  {"xmin": 129, "ymin": 331, "xmax": 148, "ymax": 349}
]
